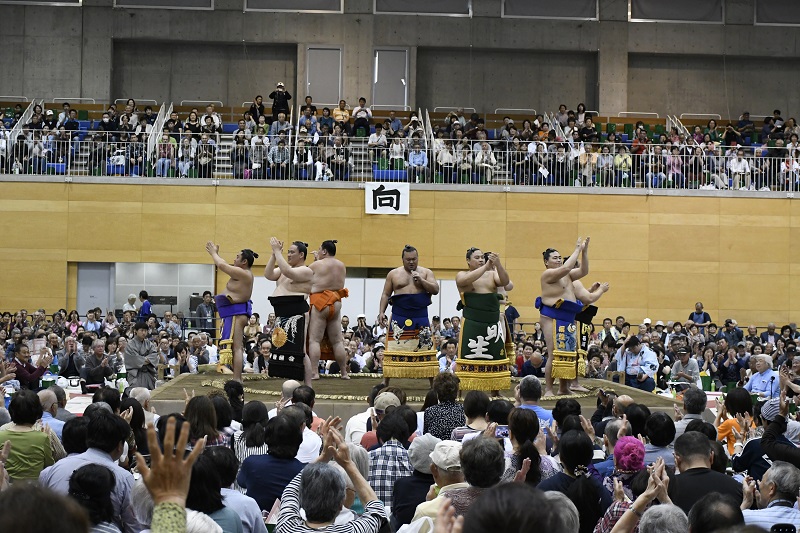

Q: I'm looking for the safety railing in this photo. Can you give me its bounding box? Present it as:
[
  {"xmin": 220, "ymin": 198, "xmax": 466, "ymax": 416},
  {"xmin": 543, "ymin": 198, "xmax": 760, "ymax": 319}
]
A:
[
  {"xmin": 373, "ymin": 104, "xmax": 412, "ymax": 111},
  {"xmin": 179, "ymin": 100, "xmax": 224, "ymax": 108},
  {"xmin": 146, "ymin": 103, "xmax": 169, "ymax": 167},
  {"xmin": 0, "ymin": 96, "xmax": 30, "ymax": 102},
  {"xmin": 617, "ymin": 111, "xmax": 660, "ymax": 118},
  {"xmin": 434, "ymin": 106, "xmax": 477, "ymax": 114},
  {"xmin": 115, "ymin": 98, "xmax": 159, "ymax": 107},
  {"xmin": 680, "ymin": 113, "xmax": 722, "ymax": 120},
  {"xmin": 494, "ymin": 108, "xmax": 537, "ymax": 116},
  {"xmin": 52, "ymin": 97, "xmax": 97, "ymax": 104},
  {"xmin": 7, "ymin": 99, "xmax": 38, "ymax": 172},
  {"xmin": 7, "ymin": 133, "xmax": 797, "ymax": 193}
]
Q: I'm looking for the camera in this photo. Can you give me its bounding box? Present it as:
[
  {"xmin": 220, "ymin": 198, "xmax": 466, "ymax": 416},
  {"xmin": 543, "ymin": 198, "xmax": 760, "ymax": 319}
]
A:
[
  {"xmin": 484, "ymin": 252, "xmax": 493, "ymax": 261},
  {"xmin": 495, "ymin": 425, "xmax": 510, "ymax": 439}
]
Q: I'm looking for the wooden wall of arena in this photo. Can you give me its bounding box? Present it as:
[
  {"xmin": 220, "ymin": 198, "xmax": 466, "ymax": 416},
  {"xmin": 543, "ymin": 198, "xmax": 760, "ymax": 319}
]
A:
[{"xmin": 2, "ymin": 182, "xmax": 799, "ymax": 327}]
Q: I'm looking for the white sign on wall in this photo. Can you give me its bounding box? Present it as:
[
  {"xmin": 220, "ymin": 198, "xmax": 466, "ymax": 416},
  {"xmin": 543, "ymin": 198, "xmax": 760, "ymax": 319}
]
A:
[{"xmin": 364, "ymin": 182, "xmax": 410, "ymax": 215}]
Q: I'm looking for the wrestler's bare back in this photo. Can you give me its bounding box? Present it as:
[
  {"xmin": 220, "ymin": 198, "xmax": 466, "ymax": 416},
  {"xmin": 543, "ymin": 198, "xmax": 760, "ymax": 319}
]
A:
[
  {"xmin": 386, "ymin": 266, "xmax": 435, "ymax": 295},
  {"xmin": 310, "ymin": 258, "xmax": 346, "ymax": 294}
]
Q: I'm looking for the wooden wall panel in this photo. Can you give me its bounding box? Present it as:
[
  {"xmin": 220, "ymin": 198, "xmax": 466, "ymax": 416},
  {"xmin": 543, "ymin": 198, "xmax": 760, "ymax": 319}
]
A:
[{"xmin": 0, "ymin": 183, "xmax": 797, "ymax": 327}]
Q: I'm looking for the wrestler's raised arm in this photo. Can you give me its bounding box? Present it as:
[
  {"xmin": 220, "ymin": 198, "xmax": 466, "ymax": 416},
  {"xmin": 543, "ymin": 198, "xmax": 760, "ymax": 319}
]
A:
[
  {"xmin": 541, "ymin": 238, "xmax": 583, "ymax": 283},
  {"xmin": 570, "ymin": 237, "xmax": 590, "ymax": 281},
  {"xmin": 206, "ymin": 241, "xmax": 249, "ymax": 280},
  {"xmin": 456, "ymin": 262, "xmax": 491, "ymax": 290},
  {"xmin": 504, "ymin": 281, "xmax": 514, "ymax": 291},
  {"xmin": 271, "ymin": 237, "xmax": 312, "ymax": 282},
  {"xmin": 487, "ymin": 253, "xmax": 510, "ymax": 288},
  {"xmin": 414, "ymin": 267, "xmax": 440, "ymax": 296},
  {"xmin": 264, "ymin": 242, "xmax": 281, "ymax": 281},
  {"xmin": 572, "ymin": 280, "xmax": 609, "ymax": 304}
]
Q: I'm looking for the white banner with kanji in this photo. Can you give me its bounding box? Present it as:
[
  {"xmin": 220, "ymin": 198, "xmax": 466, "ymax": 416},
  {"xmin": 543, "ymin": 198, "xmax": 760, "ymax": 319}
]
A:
[{"xmin": 364, "ymin": 182, "xmax": 410, "ymax": 215}]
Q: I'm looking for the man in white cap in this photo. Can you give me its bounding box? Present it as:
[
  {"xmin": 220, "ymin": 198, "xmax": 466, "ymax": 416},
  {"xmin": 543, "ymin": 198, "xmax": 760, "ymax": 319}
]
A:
[
  {"xmin": 411, "ymin": 440, "xmax": 466, "ymax": 528},
  {"xmin": 359, "ymin": 391, "xmax": 401, "ymax": 449},
  {"xmin": 123, "ymin": 294, "xmax": 137, "ymax": 312},
  {"xmin": 643, "ymin": 317, "xmax": 652, "ymax": 333},
  {"xmin": 268, "ymin": 82, "xmax": 292, "ymax": 121},
  {"xmin": 392, "ymin": 434, "xmax": 440, "ymax": 529}
]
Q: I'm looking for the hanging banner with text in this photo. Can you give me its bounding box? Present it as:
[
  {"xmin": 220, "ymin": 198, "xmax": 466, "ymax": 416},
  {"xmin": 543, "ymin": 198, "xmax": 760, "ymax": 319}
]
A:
[{"xmin": 365, "ymin": 182, "xmax": 410, "ymax": 215}]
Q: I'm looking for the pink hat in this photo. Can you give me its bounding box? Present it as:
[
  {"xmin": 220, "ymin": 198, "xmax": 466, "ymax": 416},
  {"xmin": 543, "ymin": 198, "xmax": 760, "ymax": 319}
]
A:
[{"xmin": 614, "ymin": 436, "xmax": 645, "ymax": 472}]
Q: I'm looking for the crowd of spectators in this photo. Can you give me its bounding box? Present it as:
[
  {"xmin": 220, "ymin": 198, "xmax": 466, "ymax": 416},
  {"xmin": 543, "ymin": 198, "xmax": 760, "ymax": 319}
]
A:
[
  {"xmin": 8, "ymin": 297, "xmax": 800, "ymax": 531},
  {"xmin": 6, "ymin": 96, "xmax": 796, "ymax": 190}
]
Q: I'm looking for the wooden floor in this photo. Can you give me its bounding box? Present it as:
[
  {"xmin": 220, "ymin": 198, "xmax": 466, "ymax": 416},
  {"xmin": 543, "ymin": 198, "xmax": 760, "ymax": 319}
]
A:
[{"xmin": 149, "ymin": 371, "xmax": 680, "ymax": 419}]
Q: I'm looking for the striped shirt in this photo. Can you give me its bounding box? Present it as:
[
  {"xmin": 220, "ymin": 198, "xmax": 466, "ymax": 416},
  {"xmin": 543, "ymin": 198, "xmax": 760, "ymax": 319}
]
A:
[
  {"xmin": 276, "ymin": 472, "xmax": 387, "ymax": 533},
  {"xmin": 742, "ymin": 501, "xmax": 800, "ymax": 530}
]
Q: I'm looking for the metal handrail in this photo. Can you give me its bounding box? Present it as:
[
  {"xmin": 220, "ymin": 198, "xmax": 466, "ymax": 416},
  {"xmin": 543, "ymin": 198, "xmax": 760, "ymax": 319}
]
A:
[
  {"xmin": 0, "ymin": 96, "xmax": 30, "ymax": 102},
  {"xmin": 372, "ymin": 104, "xmax": 412, "ymax": 111},
  {"xmin": 680, "ymin": 113, "xmax": 722, "ymax": 120},
  {"xmin": 617, "ymin": 111, "xmax": 660, "ymax": 118},
  {"xmin": 179, "ymin": 100, "xmax": 224, "ymax": 108},
  {"xmin": 433, "ymin": 106, "xmax": 476, "ymax": 114},
  {"xmin": 7, "ymin": 100, "xmax": 37, "ymax": 168},
  {"xmin": 494, "ymin": 108, "xmax": 537, "ymax": 116},
  {"xmin": 52, "ymin": 97, "xmax": 97, "ymax": 104},
  {"xmin": 115, "ymin": 98, "xmax": 158, "ymax": 106}
]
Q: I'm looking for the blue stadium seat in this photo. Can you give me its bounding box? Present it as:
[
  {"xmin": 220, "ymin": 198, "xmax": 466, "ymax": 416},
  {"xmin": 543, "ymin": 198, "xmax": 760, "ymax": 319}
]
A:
[{"xmin": 222, "ymin": 123, "xmax": 238, "ymax": 134}]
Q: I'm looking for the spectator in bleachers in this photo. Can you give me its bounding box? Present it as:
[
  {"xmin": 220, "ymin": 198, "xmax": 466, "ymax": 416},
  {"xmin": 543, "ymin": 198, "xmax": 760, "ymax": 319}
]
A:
[
  {"xmin": 233, "ymin": 119, "xmax": 252, "ymax": 142},
  {"xmin": 230, "ymin": 132, "xmax": 250, "ymax": 180},
  {"xmin": 351, "ymin": 98, "xmax": 372, "ymax": 137},
  {"xmin": 196, "ymin": 133, "xmax": 216, "ymax": 179},
  {"xmin": 317, "ymin": 107, "xmax": 333, "ymax": 133},
  {"xmin": 738, "ymin": 111, "xmax": 755, "ymax": 139},
  {"xmin": 269, "ymin": 112, "xmax": 291, "ymax": 142},
  {"xmin": 613, "ymin": 145, "xmax": 632, "ymax": 187},
  {"xmin": 474, "ymin": 141, "xmax": 497, "ymax": 184},
  {"xmin": 332, "ymin": 99, "xmax": 350, "ymax": 133},
  {"xmin": 56, "ymin": 102, "xmax": 71, "ymax": 128},
  {"xmin": 42, "ymin": 109, "xmax": 57, "ymax": 130},
  {"xmin": 248, "ymin": 95, "xmax": 266, "ymax": 124},
  {"xmin": 126, "ymin": 133, "xmax": 145, "ymax": 177},
  {"xmin": 154, "ymin": 133, "xmax": 175, "ymax": 177},
  {"xmin": 202, "ymin": 115, "xmax": 221, "ymax": 146},
  {"xmin": 408, "ymin": 142, "xmax": 430, "ymax": 183},
  {"xmin": 327, "ymin": 136, "xmax": 349, "ymax": 180},
  {"xmin": 201, "ymin": 104, "xmax": 222, "ymax": 130},
  {"xmin": 292, "ymin": 139, "xmax": 314, "ymax": 179},
  {"xmin": 184, "ymin": 111, "xmax": 201, "ymax": 138},
  {"xmin": 437, "ymin": 141, "xmax": 456, "ymax": 181},
  {"xmin": 298, "ymin": 107, "xmax": 317, "ymax": 135},
  {"xmin": 299, "ymin": 95, "xmax": 316, "ymax": 116},
  {"xmin": 368, "ymin": 122, "xmax": 387, "ymax": 163},
  {"xmin": 176, "ymin": 136, "xmax": 196, "ymax": 178},
  {"xmin": 269, "ymin": 82, "xmax": 292, "ymax": 121},
  {"xmin": 268, "ymin": 139, "xmax": 290, "ymax": 179},
  {"xmin": 250, "ymin": 129, "xmax": 269, "ymax": 179}
]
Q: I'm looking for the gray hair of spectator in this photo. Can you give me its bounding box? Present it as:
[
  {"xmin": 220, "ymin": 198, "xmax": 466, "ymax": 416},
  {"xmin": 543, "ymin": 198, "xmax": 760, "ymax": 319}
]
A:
[
  {"xmin": 682, "ymin": 386, "xmax": 707, "ymax": 414},
  {"xmin": 0, "ymin": 407, "xmax": 10, "ymax": 426},
  {"xmin": 639, "ymin": 503, "xmax": 688, "ymax": 533},
  {"xmin": 541, "ymin": 491, "xmax": 579, "ymax": 533},
  {"xmin": 50, "ymin": 384, "xmax": 67, "ymax": 406},
  {"xmin": 92, "ymin": 338, "xmax": 105, "ymax": 349},
  {"xmin": 756, "ymin": 354, "xmax": 773, "ymax": 367},
  {"xmin": 460, "ymin": 437, "xmax": 505, "ymax": 488},
  {"xmin": 518, "ymin": 376, "xmax": 543, "ymax": 402},
  {"xmin": 38, "ymin": 389, "xmax": 57, "ymax": 412},
  {"xmin": 604, "ymin": 418, "xmax": 632, "ymax": 448},
  {"xmin": 129, "ymin": 387, "xmax": 151, "ymax": 406},
  {"xmin": 132, "ymin": 479, "xmax": 154, "ymax": 526},
  {"xmin": 329, "ymin": 461, "xmax": 354, "ymax": 491},
  {"xmin": 83, "ymin": 402, "xmax": 113, "ymax": 419},
  {"xmin": 767, "ymin": 461, "xmax": 800, "ymax": 499},
  {"xmin": 347, "ymin": 443, "xmax": 370, "ymax": 481},
  {"xmin": 300, "ymin": 462, "xmax": 347, "ymax": 523}
]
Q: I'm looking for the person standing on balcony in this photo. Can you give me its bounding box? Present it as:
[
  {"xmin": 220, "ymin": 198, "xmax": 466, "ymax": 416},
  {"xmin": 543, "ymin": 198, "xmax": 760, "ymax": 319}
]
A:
[{"xmin": 269, "ymin": 82, "xmax": 292, "ymax": 122}]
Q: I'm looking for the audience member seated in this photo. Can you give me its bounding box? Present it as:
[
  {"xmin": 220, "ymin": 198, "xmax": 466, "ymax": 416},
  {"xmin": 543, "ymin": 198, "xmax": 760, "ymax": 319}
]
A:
[
  {"xmin": 237, "ymin": 413, "xmax": 304, "ymax": 511},
  {"xmin": 391, "ymin": 433, "xmax": 439, "ymax": 529},
  {"xmin": 0, "ymin": 389, "xmax": 54, "ymax": 481},
  {"xmin": 423, "ymin": 372, "xmax": 465, "ymax": 441},
  {"xmin": 668, "ymin": 431, "xmax": 743, "ymax": 514}
]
